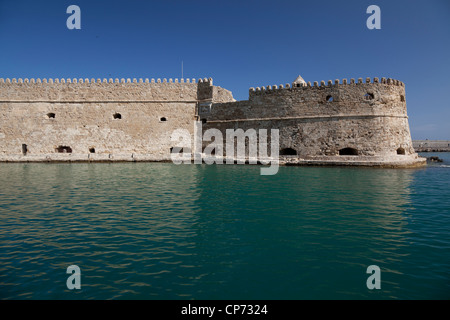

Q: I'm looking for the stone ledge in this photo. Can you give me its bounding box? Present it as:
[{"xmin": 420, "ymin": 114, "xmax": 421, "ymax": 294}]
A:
[
  {"xmin": 0, "ymin": 153, "xmax": 427, "ymax": 168},
  {"xmin": 280, "ymin": 157, "xmax": 427, "ymax": 168}
]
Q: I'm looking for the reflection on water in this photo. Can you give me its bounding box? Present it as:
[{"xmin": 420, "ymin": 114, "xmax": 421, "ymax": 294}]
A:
[{"xmin": 0, "ymin": 158, "xmax": 449, "ymax": 299}]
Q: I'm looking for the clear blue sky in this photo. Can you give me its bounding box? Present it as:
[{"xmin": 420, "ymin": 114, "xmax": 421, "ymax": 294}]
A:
[{"xmin": 0, "ymin": 0, "xmax": 449, "ymax": 139}]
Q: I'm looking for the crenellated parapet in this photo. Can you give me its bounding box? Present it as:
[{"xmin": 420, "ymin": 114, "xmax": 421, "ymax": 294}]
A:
[
  {"xmin": 0, "ymin": 76, "xmax": 220, "ymax": 102},
  {"xmin": 249, "ymin": 77, "xmax": 404, "ymax": 96},
  {"xmin": 0, "ymin": 77, "xmax": 212, "ymax": 85}
]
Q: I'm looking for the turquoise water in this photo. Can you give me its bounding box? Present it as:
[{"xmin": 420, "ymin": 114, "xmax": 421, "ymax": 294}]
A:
[{"xmin": 0, "ymin": 154, "xmax": 449, "ymax": 299}]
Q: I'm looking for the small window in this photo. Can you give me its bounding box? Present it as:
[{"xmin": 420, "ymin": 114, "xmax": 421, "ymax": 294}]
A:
[
  {"xmin": 56, "ymin": 146, "xmax": 72, "ymax": 153},
  {"xmin": 280, "ymin": 148, "xmax": 297, "ymax": 156},
  {"xmin": 170, "ymin": 147, "xmax": 191, "ymax": 154},
  {"xmin": 202, "ymin": 119, "xmax": 207, "ymax": 124},
  {"xmin": 113, "ymin": 113, "xmax": 122, "ymax": 119},
  {"xmin": 339, "ymin": 147, "xmax": 358, "ymax": 155},
  {"xmin": 160, "ymin": 117, "xmax": 167, "ymax": 122},
  {"xmin": 89, "ymin": 147, "xmax": 95, "ymax": 153},
  {"xmin": 397, "ymin": 147, "xmax": 405, "ymax": 155},
  {"xmin": 326, "ymin": 95, "xmax": 333, "ymax": 102},
  {"xmin": 22, "ymin": 144, "xmax": 27, "ymax": 155},
  {"xmin": 47, "ymin": 112, "xmax": 55, "ymax": 119},
  {"xmin": 400, "ymin": 95, "xmax": 405, "ymax": 102},
  {"xmin": 364, "ymin": 93, "xmax": 374, "ymax": 100}
]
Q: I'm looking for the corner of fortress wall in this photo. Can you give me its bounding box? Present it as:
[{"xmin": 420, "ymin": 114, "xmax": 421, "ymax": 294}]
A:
[{"xmin": 0, "ymin": 76, "xmax": 425, "ymax": 167}]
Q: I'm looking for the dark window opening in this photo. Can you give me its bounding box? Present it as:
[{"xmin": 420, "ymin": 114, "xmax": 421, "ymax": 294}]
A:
[
  {"xmin": 47, "ymin": 112, "xmax": 55, "ymax": 119},
  {"xmin": 326, "ymin": 95, "xmax": 333, "ymax": 102},
  {"xmin": 397, "ymin": 147, "xmax": 405, "ymax": 155},
  {"xmin": 170, "ymin": 147, "xmax": 191, "ymax": 154},
  {"xmin": 280, "ymin": 148, "xmax": 297, "ymax": 156},
  {"xmin": 364, "ymin": 93, "xmax": 374, "ymax": 100},
  {"xmin": 22, "ymin": 144, "xmax": 27, "ymax": 155},
  {"xmin": 160, "ymin": 117, "xmax": 167, "ymax": 122},
  {"xmin": 202, "ymin": 119, "xmax": 207, "ymax": 124},
  {"xmin": 89, "ymin": 147, "xmax": 96, "ymax": 153},
  {"xmin": 56, "ymin": 146, "xmax": 72, "ymax": 153},
  {"xmin": 339, "ymin": 147, "xmax": 358, "ymax": 155},
  {"xmin": 113, "ymin": 113, "xmax": 122, "ymax": 119},
  {"xmin": 400, "ymin": 95, "xmax": 405, "ymax": 102}
]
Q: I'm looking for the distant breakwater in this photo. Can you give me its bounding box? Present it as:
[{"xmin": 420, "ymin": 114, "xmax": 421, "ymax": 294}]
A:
[{"xmin": 413, "ymin": 140, "xmax": 450, "ymax": 152}]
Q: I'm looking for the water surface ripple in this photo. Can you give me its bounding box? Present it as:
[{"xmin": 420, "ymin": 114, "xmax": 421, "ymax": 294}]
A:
[{"xmin": 0, "ymin": 154, "xmax": 449, "ymax": 299}]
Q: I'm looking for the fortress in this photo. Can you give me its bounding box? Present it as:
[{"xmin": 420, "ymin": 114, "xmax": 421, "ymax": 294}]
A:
[{"xmin": 0, "ymin": 75, "xmax": 426, "ymax": 167}]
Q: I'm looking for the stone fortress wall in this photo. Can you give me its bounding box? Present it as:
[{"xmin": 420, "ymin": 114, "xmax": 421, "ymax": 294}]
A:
[
  {"xmin": 0, "ymin": 75, "xmax": 425, "ymax": 167},
  {"xmin": 0, "ymin": 77, "xmax": 233, "ymax": 161}
]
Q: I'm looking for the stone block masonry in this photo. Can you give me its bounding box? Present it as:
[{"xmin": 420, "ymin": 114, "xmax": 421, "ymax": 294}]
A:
[{"xmin": 0, "ymin": 75, "xmax": 425, "ymax": 167}]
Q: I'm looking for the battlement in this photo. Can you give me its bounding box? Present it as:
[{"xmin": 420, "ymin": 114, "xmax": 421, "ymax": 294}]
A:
[
  {"xmin": 0, "ymin": 77, "xmax": 219, "ymax": 102},
  {"xmin": 249, "ymin": 77, "xmax": 404, "ymax": 95},
  {"xmin": 0, "ymin": 77, "xmax": 213, "ymax": 85}
]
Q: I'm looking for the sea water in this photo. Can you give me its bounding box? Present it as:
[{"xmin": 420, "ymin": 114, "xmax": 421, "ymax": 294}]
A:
[{"xmin": 0, "ymin": 153, "xmax": 449, "ymax": 299}]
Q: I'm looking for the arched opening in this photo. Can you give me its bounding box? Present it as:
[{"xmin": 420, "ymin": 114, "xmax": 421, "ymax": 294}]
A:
[
  {"xmin": 326, "ymin": 95, "xmax": 333, "ymax": 102},
  {"xmin": 160, "ymin": 117, "xmax": 167, "ymax": 122},
  {"xmin": 113, "ymin": 113, "xmax": 122, "ymax": 119},
  {"xmin": 400, "ymin": 95, "xmax": 405, "ymax": 102},
  {"xmin": 339, "ymin": 147, "xmax": 358, "ymax": 156},
  {"xmin": 56, "ymin": 146, "xmax": 72, "ymax": 153},
  {"xmin": 280, "ymin": 148, "xmax": 297, "ymax": 156},
  {"xmin": 89, "ymin": 147, "xmax": 96, "ymax": 153},
  {"xmin": 396, "ymin": 147, "xmax": 406, "ymax": 155},
  {"xmin": 47, "ymin": 112, "xmax": 55, "ymax": 119},
  {"xmin": 364, "ymin": 93, "xmax": 374, "ymax": 100}
]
